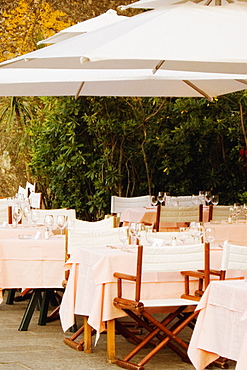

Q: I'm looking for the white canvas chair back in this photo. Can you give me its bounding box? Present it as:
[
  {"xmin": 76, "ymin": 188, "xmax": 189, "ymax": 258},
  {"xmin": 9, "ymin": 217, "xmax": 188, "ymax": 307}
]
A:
[
  {"xmin": 33, "ymin": 208, "xmax": 76, "ymax": 225},
  {"xmin": 221, "ymin": 241, "xmax": 247, "ymax": 272},
  {"xmin": 67, "ymin": 226, "xmax": 126, "ymax": 255},
  {"xmin": 166, "ymin": 195, "xmax": 203, "ymax": 207},
  {"xmin": 18, "ymin": 185, "xmax": 28, "ymax": 199},
  {"xmin": 73, "ymin": 216, "xmax": 115, "ymax": 230},
  {"xmin": 111, "ymin": 195, "xmax": 151, "ymax": 214},
  {"xmin": 25, "ymin": 181, "xmax": 36, "ymax": 196},
  {"xmin": 159, "ymin": 205, "xmax": 201, "ymax": 224},
  {"xmin": 0, "ymin": 198, "xmax": 9, "ymax": 224},
  {"xmin": 142, "ymin": 243, "xmax": 205, "ymax": 272},
  {"xmin": 29, "ymin": 192, "xmax": 42, "ymax": 209},
  {"xmin": 211, "ymin": 205, "xmax": 231, "ymax": 221}
]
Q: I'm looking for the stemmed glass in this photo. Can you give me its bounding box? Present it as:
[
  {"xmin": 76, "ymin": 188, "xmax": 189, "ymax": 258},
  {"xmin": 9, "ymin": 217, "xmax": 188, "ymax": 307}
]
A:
[
  {"xmin": 12, "ymin": 204, "xmax": 22, "ymax": 226},
  {"xmin": 233, "ymin": 203, "xmax": 241, "ymax": 222},
  {"xmin": 129, "ymin": 222, "xmax": 141, "ymax": 245},
  {"xmin": 243, "ymin": 204, "xmax": 247, "ymax": 220},
  {"xmin": 146, "ymin": 228, "xmax": 156, "ymax": 245},
  {"xmin": 211, "ymin": 195, "xmax": 219, "ymax": 206},
  {"xmin": 44, "ymin": 215, "xmax": 54, "ymax": 237},
  {"xmin": 56, "ymin": 215, "xmax": 66, "ymax": 235},
  {"xmin": 204, "ymin": 191, "xmax": 212, "ymax": 206},
  {"xmin": 151, "ymin": 195, "xmax": 159, "ymax": 206},
  {"xmin": 31, "ymin": 210, "xmax": 40, "ymax": 227},
  {"xmin": 205, "ymin": 227, "xmax": 215, "ymax": 244},
  {"xmin": 179, "ymin": 227, "xmax": 187, "ymax": 244},
  {"xmin": 118, "ymin": 227, "xmax": 130, "ymax": 250},
  {"xmin": 157, "ymin": 192, "xmax": 165, "ymax": 205}
]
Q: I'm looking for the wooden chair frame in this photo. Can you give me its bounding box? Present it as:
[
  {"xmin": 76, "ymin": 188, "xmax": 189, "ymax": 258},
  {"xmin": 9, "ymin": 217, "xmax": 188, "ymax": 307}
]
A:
[{"xmin": 113, "ymin": 243, "xmax": 210, "ymax": 370}]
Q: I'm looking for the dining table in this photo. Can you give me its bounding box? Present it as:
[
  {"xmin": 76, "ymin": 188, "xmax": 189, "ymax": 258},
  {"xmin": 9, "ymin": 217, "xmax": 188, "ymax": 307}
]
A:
[
  {"xmin": 59, "ymin": 242, "xmax": 238, "ymax": 362},
  {"xmin": 204, "ymin": 220, "xmax": 247, "ymax": 245},
  {"xmin": 188, "ymin": 279, "xmax": 247, "ymax": 370},
  {"xmin": 0, "ymin": 228, "xmax": 66, "ymax": 330}
]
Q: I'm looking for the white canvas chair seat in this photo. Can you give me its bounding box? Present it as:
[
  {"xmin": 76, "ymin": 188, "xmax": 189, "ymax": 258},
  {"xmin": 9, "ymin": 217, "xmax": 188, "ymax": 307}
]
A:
[
  {"xmin": 113, "ymin": 242, "xmax": 210, "ymax": 369},
  {"xmin": 141, "ymin": 298, "xmax": 199, "ymax": 307},
  {"xmin": 111, "ymin": 195, "xmax": 151, "ymax": 214}
]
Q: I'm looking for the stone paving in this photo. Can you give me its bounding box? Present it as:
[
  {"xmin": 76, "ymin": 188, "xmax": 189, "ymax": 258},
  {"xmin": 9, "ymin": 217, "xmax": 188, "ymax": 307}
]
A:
[{"xmin": 0, "ymin": 293, "xmax": 236, "ymax": 370}]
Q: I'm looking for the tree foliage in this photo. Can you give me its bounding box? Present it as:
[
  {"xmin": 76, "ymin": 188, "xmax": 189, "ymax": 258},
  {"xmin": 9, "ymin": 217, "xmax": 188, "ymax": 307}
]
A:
[{"xmin": 27, "ymin": 94, "xmax": 247, "ymax": 219}]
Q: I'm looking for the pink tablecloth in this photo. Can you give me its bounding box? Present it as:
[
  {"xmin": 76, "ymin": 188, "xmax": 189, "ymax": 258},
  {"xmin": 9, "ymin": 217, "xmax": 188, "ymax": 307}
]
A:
[
  {"xmin": 188, "ymin": 280, "xmax": 247, "ymax": 370},
  {"xmin": 204, "ymin": 221, "xmax": 247, "ymax": 245},
  {"xmin": 120, "ymin": 207, "xmax": 156, "ymax": 224},
  {"xmin": 59, "ymin": 245, "xmax": 227, "ymax": 339},
  {"xmin": 0, "ymin": 236, "xmax": 65, "ymax": 291}
]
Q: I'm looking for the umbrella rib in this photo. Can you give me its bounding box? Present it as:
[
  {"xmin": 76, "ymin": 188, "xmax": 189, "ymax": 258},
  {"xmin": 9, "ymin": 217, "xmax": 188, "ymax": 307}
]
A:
[
  {"xmin": 183, "ymin": 80, "xmax": 213, "ymax": 101},
  {"xmin": 235, "ymin": 79, "xmax": 247, "ymax": 86},
  {"xmin": 152, "ymin": 60, "xmax": 165, "ymax": 74},
  {"xmin": 75, "ymin": 82, "xmax": 85, "ymax": 99}
]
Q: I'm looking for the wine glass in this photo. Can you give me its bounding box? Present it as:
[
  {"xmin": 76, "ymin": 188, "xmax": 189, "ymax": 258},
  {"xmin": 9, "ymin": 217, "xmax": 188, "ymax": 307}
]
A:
[
  {"xmin": 157, "ymin": 192, "xmax": 165, "ymax": 205},
  {"xmin": 179, "ymin": 227, "xmax": 187, "ymax": 244},
  {"xmin": 129, "ymin": 222, "xmax": 141, "ymax": 245},
  {"xmin": 118, "ymin": 227, "xmax": 129, "ymax": 250},
  {"xmin": 243, "ymin": 204, "xmax": 247, "ymax": 220},
  {"xmin": 211, "ymin": 194, "xmax": 219, "ymax": 206},
  {"xmin": 44, "ymin": 214, "xmax": 54, "ymax": 237},
  {"xmin": 205, "ymin": 227, "xmax": 215, "ymax": 244},
  {"xmin": 146, "ymin": 228, "xmax": 156, "ymax": 245},
  {"xmin": 151, "ymin": 195, "xmax": 159, "ymax": 206},
  {"xmin": 56, "ymin": 215, "xmax": 66, "ymax": 235},
  {"xmin": 233, "ymin": 203, "xmax": 241, "ymax": 221},
  {"xmin": 12, "ymin": 204, "xmax": 22, "ymax": 226},
  {"xmin": 31, "ymin": 210, "xmax": 40, "ymax": 227},
  {"xmin": 22, "ymin": 202, "xmax": 31, "ymax": 225},
  {"xmin": 204, "ymin": 191, "xmax": 212, "ymax": 206}
]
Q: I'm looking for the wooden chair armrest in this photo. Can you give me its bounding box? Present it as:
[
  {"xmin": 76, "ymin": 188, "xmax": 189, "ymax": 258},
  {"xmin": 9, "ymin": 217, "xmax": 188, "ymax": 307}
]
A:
[
  {"xmin": 113, "ymin": 297, "xmax": 143, "ymax": 310},
  {"xmin": 181, "ymin": 271, "xmax": 205, "ymax": 278},
  {"xmin": 113, "ymin": 272, "xmax": 136, "ymax": 282}
]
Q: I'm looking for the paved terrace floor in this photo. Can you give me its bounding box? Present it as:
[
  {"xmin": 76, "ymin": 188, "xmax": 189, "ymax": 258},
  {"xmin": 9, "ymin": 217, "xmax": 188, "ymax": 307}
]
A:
[{"xmin": 0, "ymin": 292, "xmax": 236, "ymax": 370}]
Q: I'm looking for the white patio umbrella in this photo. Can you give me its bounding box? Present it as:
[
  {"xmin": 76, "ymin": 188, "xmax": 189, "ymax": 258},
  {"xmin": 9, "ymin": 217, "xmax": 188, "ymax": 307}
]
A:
[
  {"xmin": 1, "ymin": 2, "xmax": 247, "ymax": 74},
  {"xmin": 0, "ymin": 68, "xmax": 247, "ymax": 100},
  {"xmin": 37, "ymin": 9, "xmax": 127, "ymax": 45},
  {"xmin": 119, "ymin": 0, "xmax": 241, "ymax": 9}
]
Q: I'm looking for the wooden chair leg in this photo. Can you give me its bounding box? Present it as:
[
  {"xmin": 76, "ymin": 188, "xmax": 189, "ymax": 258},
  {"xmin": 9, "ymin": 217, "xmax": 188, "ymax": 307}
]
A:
[
  {"xmin": 84, "ymin": 316, "xmax": 92, "ymax": 353},
  {"xmin": 107, "ymin": 319, "xmax": 116, "ymax": 363},
  {"xmin": 63, "ymin": 323, "xmax": 96, "ymax": 352}
]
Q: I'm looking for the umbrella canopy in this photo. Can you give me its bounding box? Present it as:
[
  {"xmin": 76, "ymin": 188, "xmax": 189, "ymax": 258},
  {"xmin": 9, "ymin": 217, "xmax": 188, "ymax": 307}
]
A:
[
  {"xmin": 0, "ymin": 68, "xmax": 247, "ymax": 100},
  {"xmin": 1, "ymin": 2, "xmax": 247, "ymax": 74},
  {"xmin": 119, "ymin": 0, "xmax": 241, "ymax": 9},
  {"xmin": 37, "ymin": 9, "xmax": 127, "ymax": 45}
]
